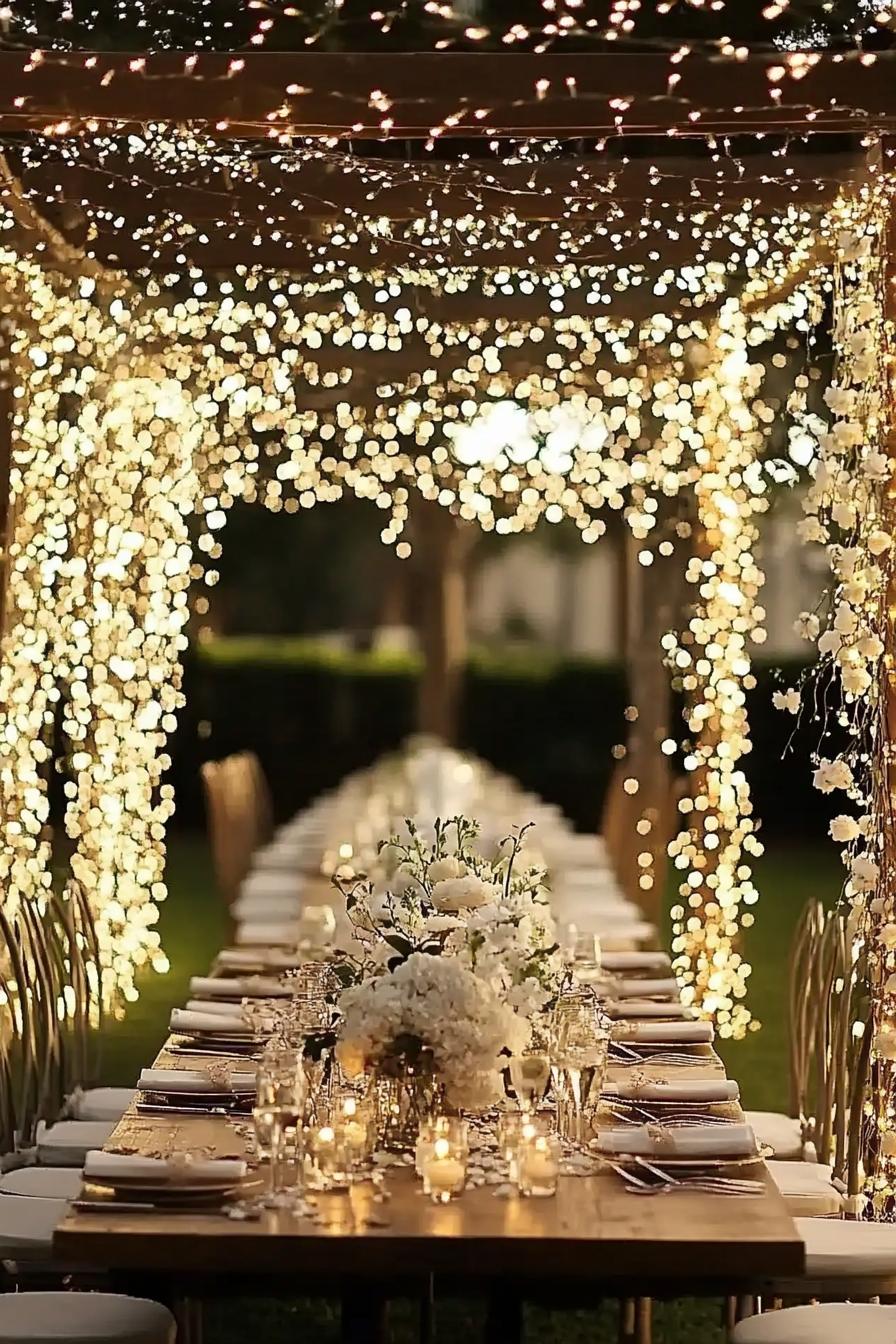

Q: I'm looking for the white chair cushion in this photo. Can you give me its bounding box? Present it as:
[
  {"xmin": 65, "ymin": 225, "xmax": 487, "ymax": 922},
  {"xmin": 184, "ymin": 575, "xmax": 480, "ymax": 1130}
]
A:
[
  {"xmin": 70, "ymin": 1089, "xmax": 135, "ymax": 1123},
  {"xmin": 797, "ymin": 1216, "xmax": 896, "ymax": 1278},
  {"xmin": 733, "ymin": 1304, "xmax": 896, "ymax": 1344},
  {"xmin": 0, "ymin": 1293, "xmax": 176, "ymax": 1344},
  {"xmin": 0, "ymin": 1195, "xmax": 67, "ymax": 1261},
  {"xmin": 766, "ymin": 1161, "xmax": 843, "ymax": 1219},
  {"xmin": 37, "ymin": 1122, "xmax": 117, "ymax": 1167},
  {"xmin": 746, "ymin": 1111, "xmax": 804, "ymax": 1160},
  {"xmin": 0, "ymin": 1170, "xmax": 82, "ymax": 1200},
  {"xmin": 235, "ymin": 921, "xmax": 297, "ymax": 947},
  {"xmin": 231, "ymin": 894, "xmax": 301, "ymax": 922}
]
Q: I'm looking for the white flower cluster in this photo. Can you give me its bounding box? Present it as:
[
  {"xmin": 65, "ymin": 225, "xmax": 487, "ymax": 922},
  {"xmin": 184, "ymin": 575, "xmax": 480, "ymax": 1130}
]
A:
[
  {"xmin": 331, "ymin": 817, "xmax": 563, "ymax": 1101},
  {"xmin": 336, "ymin": 951, "xmax": 528, "ymax": 1111},
  {"xmin": 781, "ymin": 220, "xmax": 888, "ymax": 912}
]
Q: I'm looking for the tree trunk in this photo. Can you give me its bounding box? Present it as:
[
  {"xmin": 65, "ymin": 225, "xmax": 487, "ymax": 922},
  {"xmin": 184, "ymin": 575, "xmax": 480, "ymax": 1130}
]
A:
[{"xmin": 412, "ymin": 501, "xmax": 473, "ymax": 744}]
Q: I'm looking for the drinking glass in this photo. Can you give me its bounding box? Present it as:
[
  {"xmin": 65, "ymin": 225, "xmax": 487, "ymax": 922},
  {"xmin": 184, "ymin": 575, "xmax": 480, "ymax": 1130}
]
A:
[
  {"xmin": 509, "ymin": 1051, "xmax": 551, "ymax": 1114},
  {"xmin": 551, "ymin": 999, "xmax": 610, "ymax": 1142},
  {"xmin": 296, "ymin": 904, "xmax": 337, "ymax": 959},
  {"xmin": 256, "ymin": 1049, "xmax": 306, "ymax": 1203},
  {"xmin": 253, "ymin": 1102, "xmax": 288, "ymax": 1207},
  {"xmin": 287, "ymin": 961, "xmax": 337, "ymax": 1034}
]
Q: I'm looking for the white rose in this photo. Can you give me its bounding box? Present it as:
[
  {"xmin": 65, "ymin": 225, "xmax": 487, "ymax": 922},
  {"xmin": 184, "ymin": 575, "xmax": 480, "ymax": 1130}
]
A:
[
  {"xmin": 794, "ymin": 612, "xmax": 820, "ymax": 640},
  {"xmin": 796, "ymin": 516, "xmax": 828, "ymax": 544},
  {"xmin": 831, "ymin": 501, "xmax": 857, "ymax": 529},
  {"xmin": 858, "ymin": 634, "xmax": 884, "ymax": 659},
  {"xmin": 817, "ymin": 630, "xmax": 842, "ymax": 657},
  {"xmin": 841, "ymin": 664, "xmax": 872, "ymax": 696},
  {"xmin": 868, "ymin": 529, "xmax": 892, "ymax": 556},
  {"xmin": 850, "ymin": 854, "xmax": 879, "ymax": 892},
  {"xmin": 427, "ymin": 856, "xmax": 467, "ymax": 883},
  {"xmin": 829, "ymin": 815, "xmax": 860, "ymax": 844},
  {"xmin": 431, "ymin": 874, "xmax": 497, "ymax": 912},
  {"xmin": 423, "ymin": 914, "xmax": 465, "ymax": 933},
  {"xmin": 813, "ymin": 758, "xmax": 853, "ymax": 793},
  {"xmin": 833, "ymin": 603, "xmax": 858, "ymax": 635},
  {"xmin": 864, "ymin": 451, "xmax": 891, "ymax": 482}
]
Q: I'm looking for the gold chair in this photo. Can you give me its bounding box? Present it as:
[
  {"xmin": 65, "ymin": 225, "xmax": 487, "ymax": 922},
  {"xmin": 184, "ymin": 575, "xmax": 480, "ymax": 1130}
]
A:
[
  {"xmin": 244, "ymin": 750, "xmax": 275, "ymax": 849},
  {"xmin": 201, "ymin": 755, "xmax": 259, "ymax": 907},
  {"xmin": 746, "ymin": 899, "xmax": 827, "ymax": 1163}
]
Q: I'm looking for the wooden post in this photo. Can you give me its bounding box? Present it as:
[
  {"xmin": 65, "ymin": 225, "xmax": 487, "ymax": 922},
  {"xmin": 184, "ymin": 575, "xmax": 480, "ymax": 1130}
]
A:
[
  {"xmin": 0, "ymin": 325, "xmax": 14, "ymax": 647},
  {"xmin": 612, "ymin": 521, "xmax": 679, "ymax": 920},
  {"xmin": 412, "ymin": 501, "xmax": 473, "ymax": 745},
  {"xmin": 865, "ymin": 215, "xmax": 896, "ymax": 1208}
]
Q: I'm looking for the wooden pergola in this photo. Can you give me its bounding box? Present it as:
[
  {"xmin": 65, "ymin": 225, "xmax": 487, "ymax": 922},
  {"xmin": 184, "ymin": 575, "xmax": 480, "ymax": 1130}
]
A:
[{"xmin": 0, "ymin": 43, "xmax": 889, "ymax": 1046}]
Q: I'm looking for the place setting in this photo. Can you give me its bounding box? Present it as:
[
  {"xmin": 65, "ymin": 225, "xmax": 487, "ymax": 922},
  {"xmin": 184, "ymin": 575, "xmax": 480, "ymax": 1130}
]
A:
[
  {"xmin": 134, "ymin": 1067, "xmax": 258, "ymax": 1118},
  {"xmin": 73, "ymin": 1151, "xmax": 253, "ymax": 1216}
]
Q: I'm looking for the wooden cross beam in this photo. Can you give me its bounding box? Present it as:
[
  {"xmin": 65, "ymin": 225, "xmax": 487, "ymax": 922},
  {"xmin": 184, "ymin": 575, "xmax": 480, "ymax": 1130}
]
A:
[
  {"xmin": 1, "ymin": 51, "xmax": 896, "ymax": 139},
  {"xmin": 11, "ymin": 151, "xmax": 870, "ymax": 226}
]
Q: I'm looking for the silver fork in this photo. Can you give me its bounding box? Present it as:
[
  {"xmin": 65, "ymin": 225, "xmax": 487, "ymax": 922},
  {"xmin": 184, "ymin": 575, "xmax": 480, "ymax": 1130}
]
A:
[{"xmin": 634, "ymin": 1155, "xmax": 764, "ymax": 1194}]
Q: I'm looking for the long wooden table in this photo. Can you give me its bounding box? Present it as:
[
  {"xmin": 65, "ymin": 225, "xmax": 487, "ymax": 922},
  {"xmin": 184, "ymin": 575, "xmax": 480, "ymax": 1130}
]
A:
[{"xmin": 55, "ymin": 1041, "xmax": 803, "ymax": 1296}]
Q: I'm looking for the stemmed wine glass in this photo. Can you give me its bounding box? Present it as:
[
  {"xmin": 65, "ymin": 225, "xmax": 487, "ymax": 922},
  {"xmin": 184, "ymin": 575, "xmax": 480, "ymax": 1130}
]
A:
[{"xmin": 508, "ymin": 1042, "xmax": 551, "ymax": 1115}]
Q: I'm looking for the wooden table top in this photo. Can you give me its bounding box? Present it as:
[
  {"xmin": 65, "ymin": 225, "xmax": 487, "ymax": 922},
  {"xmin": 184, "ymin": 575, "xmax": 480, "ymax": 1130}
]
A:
[{"xmin": 55, "ymin": 1042, "xmax": 804, "ymax": 1288}]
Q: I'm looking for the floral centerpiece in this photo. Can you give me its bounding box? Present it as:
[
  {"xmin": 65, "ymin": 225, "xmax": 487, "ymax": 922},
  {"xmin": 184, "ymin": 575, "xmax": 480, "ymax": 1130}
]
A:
[{"xmin": 330, "ymin": 818, "xmax": 562, "ymax": 1145}]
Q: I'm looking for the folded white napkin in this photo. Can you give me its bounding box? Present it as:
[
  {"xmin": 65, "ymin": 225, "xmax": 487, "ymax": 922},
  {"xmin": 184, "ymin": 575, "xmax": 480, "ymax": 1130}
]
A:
[
  {"xmin": 605, "ymin": 1077, "xmax": 740, "ymax": 1103},
  {"xmin": 240, "ymin": 872, "xmax": 303, "ymax": 899},
  {"xmin": 612, "ymin": 1020, "xmax": 715, "ymax": 1044},
  {"xmin": 169, "ymin": 1008, "xmax": 254, "ymax": 1036},
  {"xmin": 189, "ymin": 976, "xmax": 290, "ymax": 1000},
  {"xmin": 185, "ymin": 999, "xmax": 257, "ymax": 1017},
  {"xmin": 85, "ymin": 1150, "xmax": 247, "ymax": 1186},
  {"xmin": 608, "ymin": 1002, "xmax": 693, "ymax": 1021},
  {"xmin": 596, "ymin": 1122, "xmax": 756, "ymax": 1159},
  {"xmin": 616, "ymin": 978, "xmax": 680, "ymax": 999},
  {"xmin": 601, "ymin": 951, "xmax": 672, "ymax": 972},
  {"xmin": 598, "ymin": 924, "xmax": 657, "ymax": 951},
  {"xmin": 216, "ymin": 948, "xmax": 300, "ymax": 971},
  {"xmin": 139, "ymin": 1068, "xmax": 256, "ymax": 1095}
]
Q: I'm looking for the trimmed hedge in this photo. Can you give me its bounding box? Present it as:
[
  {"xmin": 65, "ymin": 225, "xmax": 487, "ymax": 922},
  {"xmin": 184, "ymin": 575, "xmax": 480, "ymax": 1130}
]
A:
[{"xmin": 168, "ymin": 641, "xmax": 828, "ymax": 840}]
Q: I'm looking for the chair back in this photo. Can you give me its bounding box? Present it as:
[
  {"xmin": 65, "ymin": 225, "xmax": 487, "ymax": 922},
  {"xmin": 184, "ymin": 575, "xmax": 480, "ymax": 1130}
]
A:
[
  {"xmin": 809, "ymin": 907, "xmax": 871, "ymax": 1196},
  {"xmin": 787, "ymin": 897, "xmax": 826, "ymax": 1129},
  {"xmin": 244, "ymin": 751, "xmax": 275, "ymax": 849},
  {"xmin": 201, "ymin": 754, "xmax": 261, "ymax": 906}
]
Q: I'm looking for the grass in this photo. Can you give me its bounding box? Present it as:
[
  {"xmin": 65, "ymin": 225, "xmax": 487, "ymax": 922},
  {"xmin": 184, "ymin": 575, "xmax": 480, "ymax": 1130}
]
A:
[{"xmin": 100, "ymin": 830, "xmax": 841, "ymax": 1343}]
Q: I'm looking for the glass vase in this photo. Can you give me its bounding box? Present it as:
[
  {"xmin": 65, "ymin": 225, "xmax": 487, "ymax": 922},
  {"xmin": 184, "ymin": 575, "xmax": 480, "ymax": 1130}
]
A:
[{"xmin": 372, "ymin": 1052, "xmax": 444, "ymax": 1153}]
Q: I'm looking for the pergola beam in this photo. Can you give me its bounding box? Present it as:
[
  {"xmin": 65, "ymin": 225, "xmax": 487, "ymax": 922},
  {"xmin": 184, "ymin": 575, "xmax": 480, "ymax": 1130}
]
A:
[
  {"xmin": 2, "ymin": 51, "xmax": 896, "ymax": 138},
  {"xmin": 12, "ymin": 152, "xmax": 870, "ymax": 226}
]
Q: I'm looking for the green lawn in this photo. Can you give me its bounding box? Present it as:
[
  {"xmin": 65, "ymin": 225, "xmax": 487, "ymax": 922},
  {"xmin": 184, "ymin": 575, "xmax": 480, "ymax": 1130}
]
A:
[{"xmin": 100, "ymin": 832, "xmax": 839, "ymax": 1344}]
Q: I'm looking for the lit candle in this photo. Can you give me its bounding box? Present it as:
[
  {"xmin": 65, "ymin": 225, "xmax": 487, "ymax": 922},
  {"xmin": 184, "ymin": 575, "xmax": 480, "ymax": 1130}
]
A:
[
  {"xmin": 338, "ymin": 1098, "xmax": 369, "ymax": 1164},
  {"xmin": 422, "ymin": 1136, "xmax": 466, "ymax": 1204},
  {"xmin": 517, "ymin": 1133, "xmax": 560, "ymax": 1198},
  {"xmin": 309, "ymin": 1124, "xmax": 350, "ymax": 1190}
]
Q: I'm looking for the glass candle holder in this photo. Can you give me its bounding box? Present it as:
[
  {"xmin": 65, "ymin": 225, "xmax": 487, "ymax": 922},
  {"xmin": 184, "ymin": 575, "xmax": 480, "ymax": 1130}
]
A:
[
  {"xmin": 517, "ymin": 1132, "xmax": 561, "ymax": 1198},
  {"xmin": 422, "ymin": 1135, "xmax": 467, "ymax": 1204},
  {"xmin": 336, "ymin": 1096, "xmax": 370, "ymax": 1169},
  {"xmin": 308, "ymin": 1124, "xmax": 350, "ymax": 1190},
  {"xmin": 416, "ymin": 1117, "xmax": 468, "ymax": 1193},
  {"xmin": 495, "ymin": 1110, "xmax": 527, "ymax": 1179}
]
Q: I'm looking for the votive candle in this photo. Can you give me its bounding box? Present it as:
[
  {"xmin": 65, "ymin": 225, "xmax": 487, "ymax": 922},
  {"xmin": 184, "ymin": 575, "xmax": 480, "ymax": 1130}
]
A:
[{"xmin": 422, "ymin": 1136, "xmax": 466, "ymax": 1204}]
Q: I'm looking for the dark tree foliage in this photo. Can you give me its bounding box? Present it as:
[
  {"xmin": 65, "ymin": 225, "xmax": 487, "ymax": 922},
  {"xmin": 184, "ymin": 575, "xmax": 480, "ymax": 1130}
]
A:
[{"xmin": 6, "ymin": 0, "xmax": 892, "ymax": 52}]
